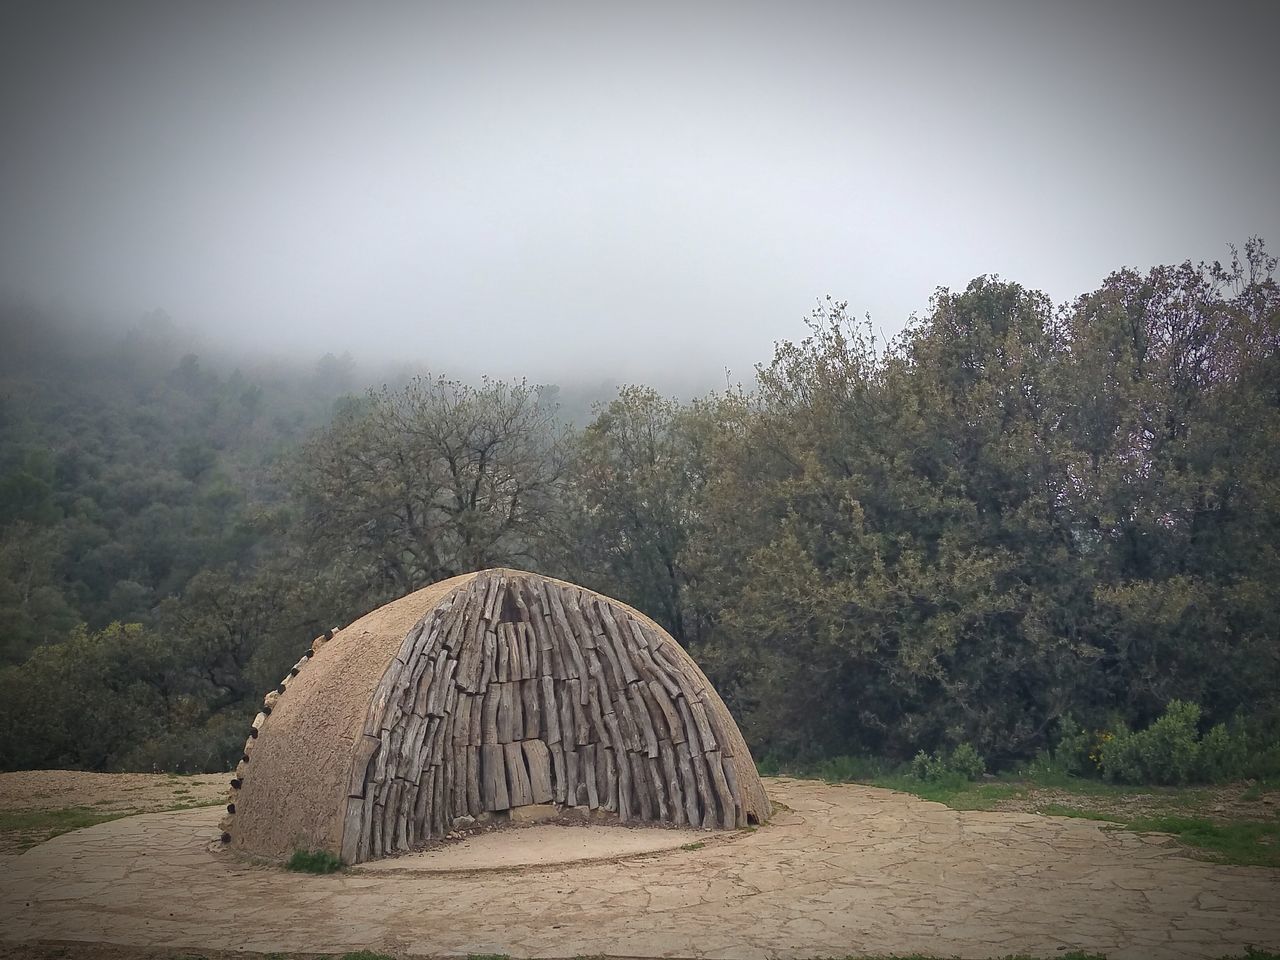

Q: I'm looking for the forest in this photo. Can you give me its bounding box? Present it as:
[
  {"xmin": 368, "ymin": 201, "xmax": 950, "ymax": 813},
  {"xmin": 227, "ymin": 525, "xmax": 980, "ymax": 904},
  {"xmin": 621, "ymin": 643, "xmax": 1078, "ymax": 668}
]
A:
[{"xmin": 1, "ymin": 240, "xmax": 1277, "ymax": 779}]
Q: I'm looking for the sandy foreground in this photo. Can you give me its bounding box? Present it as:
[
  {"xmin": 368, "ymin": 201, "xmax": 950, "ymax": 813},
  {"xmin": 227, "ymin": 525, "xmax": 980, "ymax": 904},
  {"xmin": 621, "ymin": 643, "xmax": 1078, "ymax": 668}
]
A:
[{"xmin": 0, "ymin": 775, "xmax": 1277, "ymax": 959}]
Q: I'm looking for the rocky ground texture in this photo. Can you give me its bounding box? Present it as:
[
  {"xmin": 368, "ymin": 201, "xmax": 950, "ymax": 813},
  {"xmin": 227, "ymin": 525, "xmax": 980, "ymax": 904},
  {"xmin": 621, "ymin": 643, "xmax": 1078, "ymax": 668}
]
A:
[{"xmin": 1, "ymin": 776, "xmax": 1277, "ymax": 959}]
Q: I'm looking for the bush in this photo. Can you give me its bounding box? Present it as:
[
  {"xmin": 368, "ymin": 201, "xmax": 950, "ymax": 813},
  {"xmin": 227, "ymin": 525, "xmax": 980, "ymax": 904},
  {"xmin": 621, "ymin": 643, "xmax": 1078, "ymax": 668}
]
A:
[
  {"xmin": 1200, "ymin": 723, "xmax": 1249, "ymax": 783},
  {"xmin": 910, "ymin": 743, "xmax": 986, "ymax": 782},
  {"xmin": 286, "ymin": 848, "xmax": 343, "ymax": 873},
  {"xmin": 1053, "ymin": 714, "xmax": 1095, "ymax": 775},
  {"xmin": 1098, "ymin": 700, "xmax": 1251, "ymax": 785}
]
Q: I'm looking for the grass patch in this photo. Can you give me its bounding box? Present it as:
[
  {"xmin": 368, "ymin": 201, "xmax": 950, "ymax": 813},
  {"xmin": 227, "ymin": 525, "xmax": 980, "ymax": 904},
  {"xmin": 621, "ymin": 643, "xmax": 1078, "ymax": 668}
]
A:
[
  {"xmin": 0, "ymin": 807, "xmax": 132, "ymax": 845},
  {"xmin": 285, "ymin": 848, "xmax": 344, "ymax": 873},
  {"xmin": 339, "ymin": 953, "xmax": 396, "ymax": 960},
  {"xmin": 1125, "ymin": 815, "xmax": 1280, "ymax": 868},
  {"xmin": 1037, "ymin": 804, "xmax": 1120, "ymax": 822},
  {"xmin": 679, "ymin": 841, "xmax": 705, "ymax": 851},
  {"xmin": 870, "ymin": 773, "xmax": 1025, "ymax": 811}
]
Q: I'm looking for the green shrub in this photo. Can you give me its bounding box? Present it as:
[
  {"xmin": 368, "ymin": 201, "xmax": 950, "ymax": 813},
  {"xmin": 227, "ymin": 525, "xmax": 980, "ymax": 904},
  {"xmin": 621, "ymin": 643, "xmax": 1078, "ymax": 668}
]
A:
[
  {"xmin": 1098, "ymin": 700, "xmax": 1253, "ymax": 785},
  {"xmin": 909, "ymin": 743, "xmax": 986, "ymax": 782},
  {"xmin": 1053, "ymin": 714, "xmax": 1094, "ymax": 775},
  {"xmin": 286, "ymin": 848, "xmax": 344, "ymax": 873},
  {"xmin": 1199, "ymin": 722, "xmax": 1249, "ymax": 782},
  {"xmin": 948, "ymin": 742, "xmax": 986, "ymax": 780}
]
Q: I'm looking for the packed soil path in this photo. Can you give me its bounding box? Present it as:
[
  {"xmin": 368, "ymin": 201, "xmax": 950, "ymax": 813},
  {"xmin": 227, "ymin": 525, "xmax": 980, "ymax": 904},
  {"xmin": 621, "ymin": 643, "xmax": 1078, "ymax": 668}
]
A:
[{"xmin": 1, "ymin": 778, "xmax": 1277, "ymax": 960}]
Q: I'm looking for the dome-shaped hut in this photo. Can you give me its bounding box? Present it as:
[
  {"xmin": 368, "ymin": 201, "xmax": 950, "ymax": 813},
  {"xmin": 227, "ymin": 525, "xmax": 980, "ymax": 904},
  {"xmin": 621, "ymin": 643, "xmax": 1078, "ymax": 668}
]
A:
[{"xmin": 223, "ymin": 569, "xmax": 770, "ymax": 863}]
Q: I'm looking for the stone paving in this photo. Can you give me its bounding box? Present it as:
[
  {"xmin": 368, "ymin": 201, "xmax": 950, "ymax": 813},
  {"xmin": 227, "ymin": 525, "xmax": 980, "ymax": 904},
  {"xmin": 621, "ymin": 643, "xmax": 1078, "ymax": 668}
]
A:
[{"xmin": 1, "ymin": 778, "xmax": 1276, "ymax": 959}]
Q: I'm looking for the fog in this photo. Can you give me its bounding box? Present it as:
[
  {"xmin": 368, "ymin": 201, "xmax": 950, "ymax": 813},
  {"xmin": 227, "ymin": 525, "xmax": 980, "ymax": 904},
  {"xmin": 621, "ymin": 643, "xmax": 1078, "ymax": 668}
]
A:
[{"xmin": 2, "ymin": 0, "xmax": 1277, "ymax": 387}]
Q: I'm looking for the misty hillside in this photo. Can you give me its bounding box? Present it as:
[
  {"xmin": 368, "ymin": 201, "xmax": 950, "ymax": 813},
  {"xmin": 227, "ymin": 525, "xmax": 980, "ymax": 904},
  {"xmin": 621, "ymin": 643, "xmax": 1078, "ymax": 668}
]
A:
[{"xmin": 2, "ymin": 244, "xmax": 1278, "ymax": 781}]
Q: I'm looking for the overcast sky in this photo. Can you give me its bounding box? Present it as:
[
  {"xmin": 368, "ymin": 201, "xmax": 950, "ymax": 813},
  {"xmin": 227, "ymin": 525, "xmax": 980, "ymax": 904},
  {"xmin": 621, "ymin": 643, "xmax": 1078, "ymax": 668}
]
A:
[{"xmin": 1, "ymin": 0, "xmax": 1276, "ymax": 385}]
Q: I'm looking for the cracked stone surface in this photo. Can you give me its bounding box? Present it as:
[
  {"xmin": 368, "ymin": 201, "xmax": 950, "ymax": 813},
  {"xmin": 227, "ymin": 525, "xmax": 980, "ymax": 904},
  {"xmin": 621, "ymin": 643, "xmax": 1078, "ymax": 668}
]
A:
[{"xmin": 1, "ymin": 778, "xmax": 1277, "ymax": 959}]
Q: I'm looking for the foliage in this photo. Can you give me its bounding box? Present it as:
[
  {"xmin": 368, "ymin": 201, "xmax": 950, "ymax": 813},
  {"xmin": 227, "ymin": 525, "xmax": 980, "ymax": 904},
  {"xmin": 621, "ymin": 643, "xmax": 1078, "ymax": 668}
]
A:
[
  {"xmin": 289, "ymin": 376, "xmax": 570, "ymax": 607},
  {"xmin": 285, "ymin": 848, "xmax": 344, "ymax": 873},
  {"xmin": 1094, "ymin": 700, "xmax": 1253, "ymax": 785},
  {"xmin": 909, "ymin": 743, "xmax": 986, "ymax": 782},
  {"xmin": 1, "ymin": 243, "xmax": 1277, "ymax": 777}
]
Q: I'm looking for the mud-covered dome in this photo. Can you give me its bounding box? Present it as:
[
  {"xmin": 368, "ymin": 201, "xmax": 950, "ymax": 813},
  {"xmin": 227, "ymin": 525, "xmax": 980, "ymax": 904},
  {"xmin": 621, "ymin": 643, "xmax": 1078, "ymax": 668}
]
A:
[{"xmin": 222, "ymin": 569, "xmax": 770, "ymax": 863}]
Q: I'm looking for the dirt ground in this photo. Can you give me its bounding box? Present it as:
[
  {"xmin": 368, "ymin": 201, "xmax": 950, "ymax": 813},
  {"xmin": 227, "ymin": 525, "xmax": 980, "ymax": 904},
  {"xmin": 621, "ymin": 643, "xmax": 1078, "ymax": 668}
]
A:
[
  {"xmin": 0, "ymin": 770, "xmax": 227, "ymax": 814},
  {"xmin": 0, "ymin": 771, "xmax": 227, "ymax": 857},
  {"xmin": 1, "ymin": 776, "xmax": 1277, "ymax": 960},
  {"xmin": 989, "ymin": 779, "xmax": 1280, "ymax": 824}
]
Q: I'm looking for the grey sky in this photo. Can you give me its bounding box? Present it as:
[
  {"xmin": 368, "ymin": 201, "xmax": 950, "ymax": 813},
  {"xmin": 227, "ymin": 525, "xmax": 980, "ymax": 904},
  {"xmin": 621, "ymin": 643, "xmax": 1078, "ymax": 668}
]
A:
[{"xmin": 1, "ymin": 0, "xmax": 1276, "ymax": 386}]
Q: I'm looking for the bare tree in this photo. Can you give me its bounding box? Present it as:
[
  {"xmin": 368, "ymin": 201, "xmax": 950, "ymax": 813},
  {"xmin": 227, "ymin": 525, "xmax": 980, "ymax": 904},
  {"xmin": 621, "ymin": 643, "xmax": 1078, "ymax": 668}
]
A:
[{"xmin": 290, "ymin": 376, "xmax": 569, "ymax": 598}]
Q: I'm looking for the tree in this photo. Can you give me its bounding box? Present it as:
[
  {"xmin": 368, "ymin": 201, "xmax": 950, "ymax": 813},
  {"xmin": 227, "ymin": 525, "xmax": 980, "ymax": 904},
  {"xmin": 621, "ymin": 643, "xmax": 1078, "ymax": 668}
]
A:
[
  {"xmin": 568, "ymin": 386, "xmax": 713, "ymax": 647},
  {"xmin": 289, "ymin": 376, "xmax": 570, "ymax": 603}
]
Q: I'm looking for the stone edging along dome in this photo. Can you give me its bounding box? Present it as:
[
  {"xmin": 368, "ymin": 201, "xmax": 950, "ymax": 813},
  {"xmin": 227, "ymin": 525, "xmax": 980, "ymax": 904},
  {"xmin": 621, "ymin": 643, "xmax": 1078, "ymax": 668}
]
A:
[{"xmin": 222, "ymin": 568, "xmax": 771, "ymax": 864}]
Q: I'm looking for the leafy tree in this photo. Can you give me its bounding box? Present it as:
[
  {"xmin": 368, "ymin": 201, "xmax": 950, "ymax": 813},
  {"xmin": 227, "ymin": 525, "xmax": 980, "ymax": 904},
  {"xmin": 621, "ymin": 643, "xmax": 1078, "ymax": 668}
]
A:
[{"xmin": 568, "ymin": 386, "xmax": 713, "ymax": 646}]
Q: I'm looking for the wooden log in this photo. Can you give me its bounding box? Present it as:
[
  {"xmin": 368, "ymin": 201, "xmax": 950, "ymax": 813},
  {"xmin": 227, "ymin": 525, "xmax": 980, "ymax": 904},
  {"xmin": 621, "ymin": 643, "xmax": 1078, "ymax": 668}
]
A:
[
  {"xmin": 522, "ymin": 679, "xmax": 541, "ymax": 739},
  {"xmin": 558, "ymin": 684, "xmax": 576, "ymax": 753},
  {"xmin": 514, "ymin": 622, "xmax": 530, "ymax": 679},
  {"xmin": 340, "ymin": 799, "xmax": 364, "ymax": 863},
  {"xmin": 481, "ymin": 743, "xmax": 509, "ymax": 810},
  {"xmin": 481, "ymin": 685, "xmax": 500, "ymax": 745},
  {"xmin": 348, "ymin": 734, "xmax": 382, "ymax": 797},
  {"xmin": 427, "ymin": 655, "xmax": 457, "ymax": 717},
  {"xmin": 481, "ymin": 573, "xmax": 504, "ymax": 622},
  {"xmin": 510, "ymin": 679, "xmax": 524, "ymax": 739},
  {"xmin": 466, "ymin": 745, "xmax": 482, "ymax": 814},
  {"xmin": 565, "ymin": 591, "xmax": 595, "ymax": 644},
  {"xmin": 384, "ymin": 780, "xmax": 405, "ymax": 851},
  {"xmin": 497, "ymin": 682, "xmax": 515, "ymax": 743},
  {"xmin": 720, "ymin": 752, "xmax": 746, "ymax": 827},
  {"xmin": 646, "ymin": 680, "xmax": 684, "ymax": 743},
  {"xmin": 580, "ymin": 744, "xmax": 600, "ymax": 809},
  {"xmin": 700, "ymin": 693, "xmax": 736, "ymax": 757},
  {"xmin": 544, "ymin": 584, "xmax": 586, "ymax": 680},
  {"xmin": 469, "ymin": 691, "xmax": 485, "ymax": 746},
  {"xmin": 567, "ymin": 679, "xmax": 590, "ymax": 744},
  {"xmin": 629, "ymin": 686, "xmax": 660, "ymax": 758},
  {"xmin": 393, "ymin": 617, "xmax": 429, "ymax": 664},
  {"xmin": 586, "ymin": 682, "xmax": 610, "ymax": 744},
  {"xmin": 523, "ymin": 623, "xmax": 539, "ymax": 679},
  {"xmin": 673, "ymin": 740, "xmax": 699, "ymax": 821},
  {"xmin": 564, "ymin": 743, "xmax": 580, "ymax": 806},
  {"xmin": 605, "ymin": 712, "xmax": 632, "ymax": 822},
  {"xmin": 601, "ymin": 746, "xmax": 618, "ymax": 812},
  {"xmin": 646, "ymin": 641, "xmax": 689, "ymax": 698},
  {"xmin": 362, "ymin": 662, "xmax": 401, "ymax": 736},
  {"xmin": 540, "ymin": 612, "xmax": 565, "ymax": 679},
  {"xmin": 611, "ymin": 691, "xmax": 643, "ymax": 754},
  {"xmin": 634, "ymin": 641, "xmax": 680, "ymax": 698},
  {"xmin": 688, "ymin": 697, "xmax": 719, "ymax": 752},
  {"xmin": 704, "ymin": 749, "xmax": 734, "ymax": 829},
  {"xmin": 478, "ymin": 628, "xmax": 496, "ymax": 692},
  {"xmin": 689, "ymin": 750, "xmax": 715, "ymax": 828},
  {"xmin": 370, "ymin": 729, "xmax": 392, "ymax": 786},
  {"xmin": 505, "ymin": 740, "xmax": 533, "ymax": 808},
  {"xmin": 550, "ymin": 741, "xmax": 567, "ymax": 804},
  {"xmin": 676, "ymin": 694, "xmax": 703, "ymax": 753},
  {"xmin": 432, "ymin": 759, "xmax": 446, "ymax": 836},
  {"xmin": 646, "ymin": 755, "xmax": 670, "ymax": 821},
  {"xmin": 628, "ymin": 751, "xmax": 653, "ymax": 820},
  {"xmin": 370, "ymin": 800, "xmax": 385, "ymax": 860},
  {"xmin": 660, "ymin": 742, "xmax": 686, "ymax": 826},
  {"xmin": 510, "ymin": 575, "xmax": 534, "ymax": 623},
  {"xmin": 523, "ymin": 739, "xmax": 554, "ymax": 803},
  {"xmin": 581, "ymin": 602, "xmax": 624, "ymax": 693},
  {"xmin": 593, "ymin": 601, "xmax": 640, "ymax": 684},
  {"xmin": 540, "ymin": 676, "xmax": 561, "ymax": 744},
  {"xmin": 496, "ymin": 624, "xmax": 510, "ymax": 682},
  {"xmin": 453, "ymin": 693, "xmax": 474, "ymax": 746}
]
